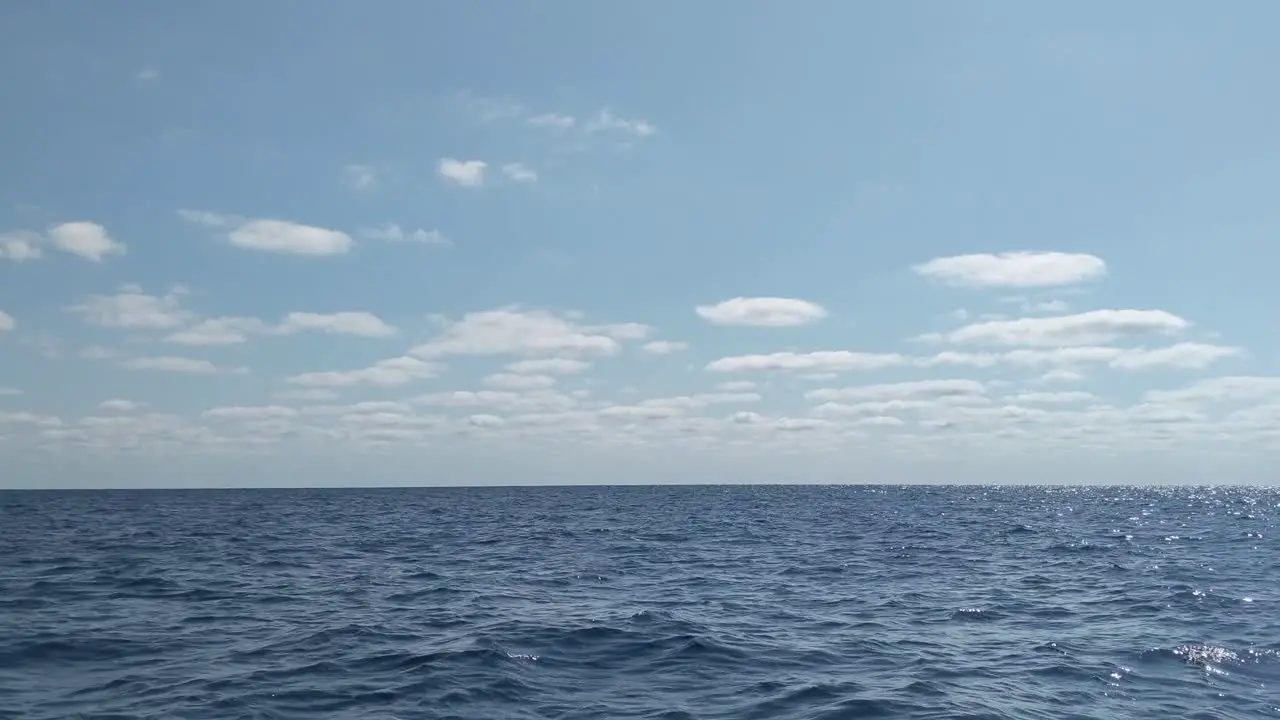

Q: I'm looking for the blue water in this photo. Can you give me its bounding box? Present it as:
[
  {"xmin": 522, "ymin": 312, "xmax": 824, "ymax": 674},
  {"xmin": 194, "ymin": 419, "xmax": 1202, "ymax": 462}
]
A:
[{"xmin": 1, "ymin": 485, "xmax": 1277, "ymax": 719}]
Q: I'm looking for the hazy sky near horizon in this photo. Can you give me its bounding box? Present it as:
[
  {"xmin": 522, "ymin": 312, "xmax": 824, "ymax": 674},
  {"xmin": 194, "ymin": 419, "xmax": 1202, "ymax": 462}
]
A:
[{"xmin": 2, "ymin": 1, "xmax": 1279, "ymax": 487}]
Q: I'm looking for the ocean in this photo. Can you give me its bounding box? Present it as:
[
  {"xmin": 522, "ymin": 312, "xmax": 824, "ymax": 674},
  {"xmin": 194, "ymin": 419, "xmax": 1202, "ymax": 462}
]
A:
[{"xmin": 0, "ymin": 485, "xmax": 1276, "ymax": 719}]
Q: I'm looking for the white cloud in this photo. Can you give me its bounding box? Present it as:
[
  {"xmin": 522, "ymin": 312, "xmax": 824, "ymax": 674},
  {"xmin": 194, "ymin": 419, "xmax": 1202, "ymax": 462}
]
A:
[
  {"xmin": 47, "ymin": 222, "xmax": 126, "ymax": 262},
  {"xmin": 67, "ymin": 285, "xmax": 192, "ymax": 329},
  {"xmin": 345, "ymin": 164, "xmax": 377, "ymax": 191},
  {"xmin": 501, "ymin": 163, "xmax": 538, "ymax": 183},
  {"xmin": 642, "ymin": 340, "xmax": 688, "ymax": 355},
  {"xmin": 1037, "ymin": 368, "xmax": 1086, "ymax": 384},
  {"xmin": 468, "ymin": 414, "xmax": 505, "ymax": 428},
  {"xmin": 1144, "ymin": 376, "xmax": 1280, "ymax": 405},
  {"xmin": 806, "ymin": 379, "xmax": 987, "ymax": 403},
  {"xmin": 1109, "ymin": 342, "xmax": 1241, "ymax": 370},
  {"xmin": 483, "ymin": 373, "xmax": 557, "ymax": 391},
  {"xmin": 505, "ymin": 358, "xmax": 591, "ymax": 375},
  {"xmin": 642, "ymin": 393, "xmax": 760, "ymax": 410},
  {"xmin": 717, "ymin": 381, "xmax": 757, "ymax": 392},
  {"xmin": 585, "ymin": 110, "xmax": 657, "ymax": 137},
  {"xmin": 411, "ymin": 308, "xmax": 624, "ymax": 359},
  {"xmin": 0, "ymin": 311, "xmax": 13, "ymax": 332},
  {"xmin": 359, "ymin": 224, "xmax": 450, "ymax": 246},
  {"xmin": 0, "ymin": 231, "xmax": 42, "ymax": 261},
  {"xmin": 940, "ymin": 309, "xmax": 1189, "ymax": 346},
  {"xmin": 696, "ymin": 297, "xmax": 828, "ymax": 327},
  {"xmin": 99, "ymin": 399, "xmax": 146, "ymax": 413},
  {"xmin": 277, "ymin": 312, "xmax": 397, "ymax": 338},
  {"xmin": 914, "ymin": 251, "xmax": 1106, "ymax": 288},
  {"xmin": 121, "ymin": 356, "xmax": 222, "ymax": 374},
  {"xmin": 179, "ymin": 211, "xmax": 352, "ymax": 256},
  {"xmin": 165, "ymin": 311, "xmax": 397, "ymax": 345},
  {"xmin": 599, "ymin": 404, "xmax": 683, "ymax": 421},
  {"xmin": 1006, "ymin": 391, "xmax": 1097, "ymax": 405},
  {"xmin": 202, "ymin": 405, "xmax": 298, "ymax": 421},
  {"xmin": 165, "ymin": 317, "xmax": 269, "ymax": 345},
  {"xmin": 591, "ymin": 323, "xmax": 652, "ymax": 340},
  {"xmin": 438, "ymin": 158, "xmax": 487, "ymax": 187},
  {"xmin": 227, "ymin": 219, "xmax": 352, "ymax": 256},
  {"xmin": 706, "ymin": 351, "xmax": 907, "ymax": 373},
  {"xmin": 918, "ymin": 342, "xmax": 1239, "ymax": 371},
  {"xmin": 287, "ymin": 356, "xmax": 440, "ymax": 388},
  {"xmin": 136, "ymin": 67, "xmax": 160, "ymax": 83},
  {"xmin": 274, "ymin": 388, "xmax": 340, "ymax": 402},
  {"xmin": 773, "ymin": 417, "xmax": 831, "ymax": 432},
  {"xmin": 528, "ymin": 113, "xmax": 575, "ymax": 129},
  {"xmin": 176, "ymin": 209, "xmax": 231, "ymax": 227}
]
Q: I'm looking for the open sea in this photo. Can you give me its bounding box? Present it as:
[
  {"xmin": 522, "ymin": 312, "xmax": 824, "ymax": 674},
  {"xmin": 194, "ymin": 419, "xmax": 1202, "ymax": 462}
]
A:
[{"xmin": 1, "ymin": 485, "xmax": 1276, "ymax": 719}]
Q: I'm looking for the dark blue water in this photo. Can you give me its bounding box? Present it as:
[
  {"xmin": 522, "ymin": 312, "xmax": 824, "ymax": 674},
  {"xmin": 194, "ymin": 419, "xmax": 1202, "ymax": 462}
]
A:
[{"xmin": 1, "ymin": 486, "xmax": 1277, "ymax": 719}]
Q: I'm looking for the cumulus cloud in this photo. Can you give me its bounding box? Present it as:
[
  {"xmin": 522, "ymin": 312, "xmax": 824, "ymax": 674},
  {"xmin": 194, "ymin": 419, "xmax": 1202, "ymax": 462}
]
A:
[
  {"xmin": 359, "ymin": 224, "xmax": 450, "ymax": 246},
  {"xmin": 501, "ymin": 163, "xmax": 538, "ymax": 183},
  {"xmin": 411, "ymin": 308, "xmax": 626, "ymax": 359},
  {"xmin": 483, "ymin": 373, "xmax": 558, "ymax": 391},
  {"xmin": 178, "ymin": 211, "xmax": 352, "ymax": 256},
  {"xmin": 0, "ymin": 311, "xmax": 13, "ymax": 332},
  {"xmin": 528, "ymin": 113, "xmax": 575, "ymax": 129},
  {"xmin": 277, "ymin": 312, "xmax": 397, "ymax": 338},
  {"xmin": 166, "ymin": 312, "xmax": 397, "ymax": 345},
  {"xmin": 3, "ymin": 224, "xmax": 125, "ymax": 263},
  {"xmin": 1005, "ymin": 391, "xmax": 1096, "ymax": 405},
  {"xmin": 120, "ymin": 356, "xmax": 222, "ymax": 374},
  {"xmin": 438, "ymin": 158, "xmax": 487, "ymax": 187},
  {"xmin": 47, "ymin": 222, "xmax": 126, "ymax": 262},
  {"xmin": 939, "ymin": 309, "xmax": 1189, "ymax": 346},
  {"xmin": 228, "ymin": 220, "xmax": 352, "ymax": 256},
  {"xmin": 696, "ymin": 297, "xmax": 828, "ymax": 327},
  {"xmin": 914, "ymin": 251, "xmax": 1106, "ymax": 288},
  {"xmin": 706, "ymin": 351, "xmax": 907, "ymax": 373},
  {"xmin": 0, "ymin": 231, "xmax": 43, "ymax": 261},
  {"xmin": 287, "ymin": 356, "xmax": 440, "ymax": 388},
  {"xmin": 67, "ymin": 285, "xmax": 193, "ymax": 329},
  {"xmin": 1144, "ymin": 376, "xmax": 1280, "ymax": 405},
  {"xmin": 642, "ymin": 340, "xmax": 688, "ymax": 355},
  {"xmin": 806, "ymin": 379, "xmax": 987, "ymax": 404},
  {"xmin": 165, "ymin": 317, "xmax": 270, "ymax": 345},
  {"xmin": 584, "ymin": 110, "xmax": 657, "ymax": 137},
  {"xmin": 345, "ymin": 164, "xmax": 377, "ymax": 191},
  {"xmin": 505, "ymin": 358, "xmax": 591, "ymax": 375},
  {"xmin": 99, "ymin": 399, "xmax": 146, "ymax": 413},
  {"xmin": 917, "ymin": 342, "xmax": 1239, "ymax": 371},
  {"xmin": 202, "ymin": 405, "xmax": 298, "ymax": 421}
]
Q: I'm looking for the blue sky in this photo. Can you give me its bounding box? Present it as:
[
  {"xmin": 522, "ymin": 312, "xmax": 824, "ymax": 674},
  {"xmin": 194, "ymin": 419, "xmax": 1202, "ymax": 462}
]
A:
[{"xmin": 2, "ymin": 1, "xmax": 1278, "ymax": 487}]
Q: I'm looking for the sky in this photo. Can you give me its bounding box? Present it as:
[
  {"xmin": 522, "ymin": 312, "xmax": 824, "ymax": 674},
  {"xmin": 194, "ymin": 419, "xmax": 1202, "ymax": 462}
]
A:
[{"xmin": 1, "ymin": 1, "xmax": 1279, "ymax": 488}]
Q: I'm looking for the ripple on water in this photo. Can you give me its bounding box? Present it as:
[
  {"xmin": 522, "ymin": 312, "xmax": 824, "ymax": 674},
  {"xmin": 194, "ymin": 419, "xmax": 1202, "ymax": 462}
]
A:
[{"xmin": 0, "ymin": 485, "xmax": 1277, "ymax": 720}]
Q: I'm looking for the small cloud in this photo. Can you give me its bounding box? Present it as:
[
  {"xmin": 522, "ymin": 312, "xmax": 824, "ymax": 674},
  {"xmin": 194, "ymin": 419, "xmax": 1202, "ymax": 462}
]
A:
[
  {"xmin": 642, "ymin": 340, "xmax": 688, "ymax": 355},
  {"xmin": 695, "ymin": 297, "xmax": 828, "ymax": 327},
  {"xmin": 0, "ymin": 311, "xmax": 13, "ymax": 332},
  {"xmin": 120, "ymin": 356, "xmax": 224, "ymax": 374},
  {"xmin": 47, "ymin": 222, "xmax": 126, "ymax": 262},
  {"xmin": 136, "ymin": 67, "xmax": 160, "ymax": 83},
  {"xmin": 360, "ymin": 224, "xmax": 451, "ymax": 247},
  {"xmin": 501, "ymin": 163, "xmax": 538, "ymax": 183},
  {"xmin": 528, "ymin": 113, "xmax": 575, "ymax": 129},
  {"xmin": 0, "ymin": 231, "xmax": 43, "ymax": 262},
  {"xmin": 438, "ymin": 158, "xmax": 487, "ymax": 188},
  {"xmin": 176, "ymin": 209, "xmax": 236, "ymax": 227},
  {"xmin": 914, "ymin": 251, "xmax": 1106, "ymax": 289},
  {"xmin": 585, "ymin": 110, "xmax": 657, "ymax": 137},
  {"xmin": 345, "ymin": 164, "xmax": 377, "ymax": 191},
  {"xmin": 99, "ymin": 399, "xmax": 146, "ymax": 413}
]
